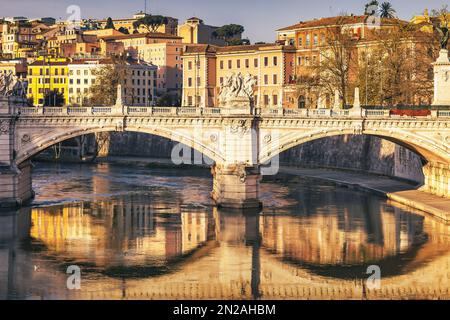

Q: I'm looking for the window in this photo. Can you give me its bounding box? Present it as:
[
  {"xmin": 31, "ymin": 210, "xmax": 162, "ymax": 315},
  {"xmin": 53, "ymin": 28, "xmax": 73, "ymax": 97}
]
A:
[
  {"xmin": 273, "ymin": 57, "xmax": 278, "ymax": 66},
  {"xmin": 196, "ymin": 77, "xmax": 201, "ymax": 86},
  {"xmin": 245, "ymin": 59, "xmax": 249, "ymax": 68},
  {"xmin": 263, "ymin": 95, "xmax": 269, "ymax": 105},
  {"xmin": 228, "ymin": 60, "xmax": 232, "ymax": 69},
  {"xmin": 220, "ymin": 77, "xmax": 224, "ymax": 84},
  {"xmin": 264, "ymin": 57, "xmax": 268, "ymax": 67},
  {"xmin": 273, "ymin": 95, "xmax": 278, "ymax": 105},
  {"xmin": 273, "ymin": 74, "xmax": 277, "ymax": 85},
  {"xmin": 264, "ymin": 75, "xmax": 268, "ymax": 85},
  {"xmin": 188, "ymin": 77, "xmax": 192, "ymax": 87},
  {"xmin": 306, "ymin": 34, "xmax": 311, "ymax": 46},
  {"xmin": 298, "ymin": 37, "xmax": 303, "ymax": 46},
  {"xmin": 220, "ymin": 60, "xmax": 224, "ymax": 69},
  {"xmin": 320, "ymin": 33, "xmax": 325, "ymax": 44},
  {"xmin": 298, "ymin": 57, "xmax": 302, "ymax": 65},
  {"xmin": 313, "ymin": 34, "xmax": 318, "ymax": 46},
  {"xmin": 254, "ymin": 58, "xmax": 258, "ymax": 67},
  {"xmin": 237, "ymin": 59, "xmax": 240, "ymax": 68},
  {"xmin": 55, "ymin": 69, "xmax": 58, "ymax": 75},
  {"xmin": 188, "ymin": 61, "xmax": 192, "ymax": 70}
]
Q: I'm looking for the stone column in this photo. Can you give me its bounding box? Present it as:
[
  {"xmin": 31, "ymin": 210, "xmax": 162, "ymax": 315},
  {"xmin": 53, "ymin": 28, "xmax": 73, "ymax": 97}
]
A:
[
  {"xmin": 211, "ymin": 163, "xmax": 261, "ymax": 209},
  {"xmin": 0, "ymin": 98, "xmax": 34, "ymax": 208},
  {"xmin": 211, "ymin": 117, "xmax": 262, "ymax": 209},
  {"xmin": 422, "ymin": 162, "xmax": 450, "ymax": 198}
]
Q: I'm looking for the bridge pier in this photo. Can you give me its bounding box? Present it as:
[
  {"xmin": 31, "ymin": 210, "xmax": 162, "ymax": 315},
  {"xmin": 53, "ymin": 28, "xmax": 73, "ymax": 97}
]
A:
[
  {"xmin": 211, "ymin": 164, "xmax": 262, "ymax": 209},
  {"xmin": 0, "ymin": 161, "xmax": 33, "ymax": 208},
  {"xmin": 422, "ymin": 162, "xmax": 450, "ymax": 198},
  {"xmin": 0, "ymin": 97, "xmax": 34, "ymax": 208}
]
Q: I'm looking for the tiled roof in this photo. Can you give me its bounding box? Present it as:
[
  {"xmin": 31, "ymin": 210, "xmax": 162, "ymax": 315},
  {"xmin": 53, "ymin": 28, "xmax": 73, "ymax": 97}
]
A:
[
  {"xmin": 216, "ymin": 43, "xmax": 296, "ymax": 53},
  {"xmin": 183, "ymin": 43, "xmax": 296, "ymax": 55},
  {"xmin": 183, "ymin": 44, "xmax": 218, "ymax": 54},
  {"xmin": 30, "ymin": 60, "xmax": 69, "ymax": 66},
  {"xmin": 277, "ymin": 15, "xmax": 405, "ymax": 31},
  {"xmin": 99, "ymin": 32, "xmax": 182, "ymax": 41}
]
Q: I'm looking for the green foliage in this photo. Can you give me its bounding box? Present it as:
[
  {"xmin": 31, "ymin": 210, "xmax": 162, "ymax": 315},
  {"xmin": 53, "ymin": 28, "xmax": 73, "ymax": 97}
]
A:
[
  {"xmin": 118, "ymin": 27, "xmax": 129, "ymax": 34},
  {"xmin": 213, "ymin": 24, "xmax": 245, "ymax": 45},
  {"xmin": 133, "ymin": 15, "xmax": 168, "ymax": 33},
  {"xmin": 43, "ymin": 90, "xmax": 65, "ymax": 107},
  {"xmin": 379, "ymin": 2, "xmax": 396, "ymax": 18},
  {"xmin": 90, "ymin": 56, "xmax": 128, "ymax": 105},
  {"xmin": 227, "ymin": 38, "xmax": 250, "ymax": 46},
  {"xmin": 156, "ymin": 93, "xmax": 180, "ymax": 107},
  {"xmin": 364, "ymin": 1, "xmax": 379, "ymax": 15},
  {"xmin": 105, "ymin": 17, "xmax": 115, "ymax": 30}
]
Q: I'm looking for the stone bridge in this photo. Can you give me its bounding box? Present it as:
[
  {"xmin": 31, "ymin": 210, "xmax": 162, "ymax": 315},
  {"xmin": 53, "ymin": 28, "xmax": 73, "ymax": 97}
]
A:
[{"xmin": 1, "ymin": 97, "xmax": 450, "ymax": 208}]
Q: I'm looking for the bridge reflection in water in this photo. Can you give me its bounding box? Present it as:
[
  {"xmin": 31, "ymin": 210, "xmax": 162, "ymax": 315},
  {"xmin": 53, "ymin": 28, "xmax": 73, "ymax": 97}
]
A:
[{"xmin": 2, "ymin": 189, "xmax": 450, "ymax": 300}]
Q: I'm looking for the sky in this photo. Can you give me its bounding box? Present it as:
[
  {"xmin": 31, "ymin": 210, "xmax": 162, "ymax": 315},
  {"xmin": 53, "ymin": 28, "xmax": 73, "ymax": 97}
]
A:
[{"xmin": 0, "ymin": 0, "xmax": 448, "ymax": 42}]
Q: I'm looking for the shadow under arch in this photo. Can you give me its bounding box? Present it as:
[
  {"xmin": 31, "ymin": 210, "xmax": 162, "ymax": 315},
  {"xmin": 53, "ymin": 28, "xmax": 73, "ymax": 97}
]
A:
[
  {"xmin": 16, "ymin": 125, "xmax": 223, "ymax": 166},
  {"xmin": 259, "ymin": 128, "xmax": 450, "ymax": 166}
]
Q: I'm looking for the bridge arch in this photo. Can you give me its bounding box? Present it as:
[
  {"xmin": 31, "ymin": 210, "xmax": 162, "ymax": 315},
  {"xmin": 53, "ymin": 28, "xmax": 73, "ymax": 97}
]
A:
[
  {"xmin": 16, "ymin": 125, "xmax": 225, "ymax": 166},
  {"xmin": 259, "ymin": 128, "xmax": 450, "ymax": 165}
]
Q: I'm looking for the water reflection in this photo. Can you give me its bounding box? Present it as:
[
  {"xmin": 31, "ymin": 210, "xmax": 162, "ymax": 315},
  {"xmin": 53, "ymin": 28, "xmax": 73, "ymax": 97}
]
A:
[{"xmin": 1, "ymin": 163, "xmax": 450, "ymax": 300}]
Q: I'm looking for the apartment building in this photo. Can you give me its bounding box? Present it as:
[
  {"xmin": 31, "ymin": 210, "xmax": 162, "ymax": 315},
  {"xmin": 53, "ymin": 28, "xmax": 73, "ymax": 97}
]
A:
[
  {"xmin": 100, "ymin": 32, "xmax": 183, "ymax": 95},
  {"xmin": 182, "ymin": 43, "xmax": 296, "ymax": 108},
  {"xmin": 68, "ymin": 58, "xmax": 157, "ymax": 106},
  {"xmin": 27, "ymin": 56, "xmax": 69, "ymax": 106}
]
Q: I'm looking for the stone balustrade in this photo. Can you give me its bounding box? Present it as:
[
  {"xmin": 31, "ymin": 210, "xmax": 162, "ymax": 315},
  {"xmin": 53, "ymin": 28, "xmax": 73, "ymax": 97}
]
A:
[{"xmin": 12, "ymin": 105, "xmax": 450, "ymax": 119}]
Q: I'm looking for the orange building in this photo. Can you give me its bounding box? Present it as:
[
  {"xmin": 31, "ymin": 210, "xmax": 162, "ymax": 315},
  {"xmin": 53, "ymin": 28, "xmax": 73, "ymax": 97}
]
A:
[
  {"xmin": 276, "ymin": 15, "xmax": 412, "ymax": 108},
  {"xmin": 99, "ymin": 32, "xmax": 183, "ymax": 96},
  {"xmin": 182, "ymin": 43, "xmax": 297, "ymax": 108}
]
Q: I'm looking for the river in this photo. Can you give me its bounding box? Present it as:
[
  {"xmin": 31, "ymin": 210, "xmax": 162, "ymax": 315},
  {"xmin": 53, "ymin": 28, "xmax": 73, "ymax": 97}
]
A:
[{"xmin": 1, "ymin": 162, "xmax": 450, "ymax": 300}]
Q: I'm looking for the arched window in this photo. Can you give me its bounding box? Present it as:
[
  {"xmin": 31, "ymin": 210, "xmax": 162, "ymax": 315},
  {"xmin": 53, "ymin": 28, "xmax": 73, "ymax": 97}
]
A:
[{"xmin": 298, "ymin": 95, "xmax": 306, "ymax": 109}]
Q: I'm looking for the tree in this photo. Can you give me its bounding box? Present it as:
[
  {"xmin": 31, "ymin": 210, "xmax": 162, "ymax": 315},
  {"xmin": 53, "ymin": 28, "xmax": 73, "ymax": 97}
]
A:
[
  {"xmin": 379, "ymin": 2, "xmax": 396, "ymax": 18},
  {"xmin": 227, "ymin": 38, "xmax": 251, "ymax": 46},
  {"xmin": 133, "ymin": 15, "xmax": 168, "ymax": 33},
  {"xmin": 156, "ymin": 93, "xmax": 180, "ymax": 107},
  {"xmin": 213, "ymin": 24, "xmax": 245, "ymax": 45},
  {"xmin": 105, "ymin": 17, "xmax": 115, "ymax": 30},
  {"xmin": 44, "ymin": 90, "xmax": 65, "ymax": 107},
  {"xmin": 357, "ymin": 22, "xmax": 435, "ymax": 106},
  {"xmin": 311, "ymin": 17, "xmax": 357, "ymax": 108},
  {"xmin": 118, "ymin": 27, "xmax": 129, "ymax": 34},
  {"xmin": 364, "ymin": 1, "xmax": 379, "ymax": 15},
  {"xmin": 90, "ymin": 56, "xmax": 128, "ymax": 105}
]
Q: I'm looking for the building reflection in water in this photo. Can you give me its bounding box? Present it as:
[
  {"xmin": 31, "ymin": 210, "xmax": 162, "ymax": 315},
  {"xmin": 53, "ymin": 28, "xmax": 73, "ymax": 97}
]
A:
[{"xmin": 1, "ymin": 184, "xmax": 450, "ymax": 300}]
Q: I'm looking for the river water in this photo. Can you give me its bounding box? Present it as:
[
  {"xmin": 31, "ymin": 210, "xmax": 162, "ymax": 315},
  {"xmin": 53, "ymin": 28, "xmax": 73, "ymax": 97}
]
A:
[{"xmin": 1, "ymin": 162, "xmax": 450, "ymax": 300}]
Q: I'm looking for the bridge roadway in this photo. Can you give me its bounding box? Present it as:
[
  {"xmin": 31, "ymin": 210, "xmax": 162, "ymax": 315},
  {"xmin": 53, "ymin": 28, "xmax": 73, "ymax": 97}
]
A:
[{"xmin": 1, "ymin": 97, "xmax": 450, "ymax": 210}]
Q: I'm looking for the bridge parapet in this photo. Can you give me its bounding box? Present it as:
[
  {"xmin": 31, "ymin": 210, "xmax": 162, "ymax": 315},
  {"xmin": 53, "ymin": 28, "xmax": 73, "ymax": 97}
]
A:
[{"xmin": 10, "ymin": 106, "xmax": 450, "ymax": 119}]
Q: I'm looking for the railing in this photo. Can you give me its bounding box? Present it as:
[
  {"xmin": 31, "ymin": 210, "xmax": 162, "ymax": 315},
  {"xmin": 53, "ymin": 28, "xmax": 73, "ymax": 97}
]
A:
[{"xmin": 12, "ymin": 106, "xmax": 450, "ymax": 119}]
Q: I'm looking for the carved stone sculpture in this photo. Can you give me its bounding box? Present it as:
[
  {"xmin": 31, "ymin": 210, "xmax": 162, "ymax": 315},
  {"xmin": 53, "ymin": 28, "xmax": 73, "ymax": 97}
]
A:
[
  {"xmin": 0, "ymin": 71, "xmax": 28, "ymax": 97},
  {"xmin": 219, "ymin": 72, "xmax": 256, "ymax": 107}
]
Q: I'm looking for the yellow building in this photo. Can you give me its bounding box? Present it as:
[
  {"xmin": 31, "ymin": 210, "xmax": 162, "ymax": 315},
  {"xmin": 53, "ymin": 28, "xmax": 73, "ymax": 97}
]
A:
[
  {"xmin": 178, "ymin": 17, "xmax": 226, "ymax": 45},
  {"xmin": 27, "ymin": 56, "xmax": 69, "ymax": 106},
  {"xmin": 411, "ymin": 9, "xmax": 450, "ymax": 33},
  {"xmin": 182, "ymin": 43, "xmax": 297, "ymax": 108},
  {"xmin": 97, "ymin": 12, "xmax": 178, "ymax": 35}
]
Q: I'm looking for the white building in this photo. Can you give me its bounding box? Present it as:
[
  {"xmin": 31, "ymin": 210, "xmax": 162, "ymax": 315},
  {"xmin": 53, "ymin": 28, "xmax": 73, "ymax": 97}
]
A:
[{"xmin": 68, "ymin": 59, "xmax": 157, "ymax": 106}]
